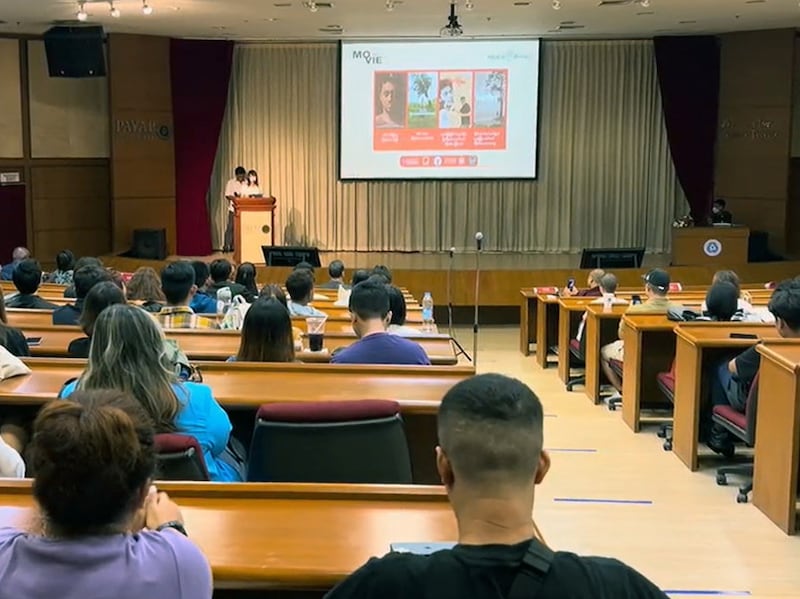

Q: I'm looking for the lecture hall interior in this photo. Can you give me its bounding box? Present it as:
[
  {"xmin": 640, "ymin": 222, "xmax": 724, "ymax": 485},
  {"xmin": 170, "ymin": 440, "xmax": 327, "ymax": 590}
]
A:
[{"xmin": 1, "ymin": 0, "xmax": 800, "ymax": 597}]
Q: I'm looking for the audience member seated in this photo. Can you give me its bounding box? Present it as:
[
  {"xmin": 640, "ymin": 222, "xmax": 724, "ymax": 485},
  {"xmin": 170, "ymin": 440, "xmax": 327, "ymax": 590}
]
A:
[
  {"xmin": 324, "ymin": 374, "xmax": 668, "ymax": 599},
  {"xmin": 700, "ymin": 282, "xmax": 743, "ymax": 322},
  {"xmin": 4, "ymin": 259, "xmax": 57, "ymax": 310},
  {"xmin": 0, "ymin": 247, "xmax": 30, "ymax": 281},
  {"xmin": 234, "ymin": 262, "xmax": 259, "ymax": 302},
  {"xmin": 259, "ymin": 284, "xmax": 303, "ymax": 345},
  {"xmin": 126, "ymin": 267, "xmax": 166, "ymax": 313},
  {"xmin": 386, "ymin": 285, "xmax": 422, "ymax": 336},
  {"xmin": 372, "ymin": 264, "xmax": 393, "ymax": 284},
  {"xmin": 53, "ymin": 265, "xmax": 111, "ymax": 326},
  {"xmin": 286, "ymin": 269, "xmax": 327, "ymax": 317},
  {"xmin": 700, "ymin": 270, "xmax": 753, "ymax": 313},
  {"xmin": 189, "ymin": 261, "xmax": 218, "ymax": 314},
  {"xmin": 319, "ymin": 259, "xmax": 348, "ymax": 290},
  {"xmin": 293, "ymin": 261, "xmax": 315, "ymax": 275},
  {"xmin": 207, "ymin": 259, "xmax": 248, "ymax": 300},
  {"xmin": 589, "ymin": 273, "xmax": 628, "ymax": 305},
  {"xmin": 351, "ymin": 269, "xmax": 370, "ymax": 287},
  {"xmin": 707, "ymin": 279, "xmax": 800, "ymax": 455},
  {"xmin": 0, "ymin": 288, "xmax": 28, "ymax": 357},
  {"xmin": 600, "ymin": 269, "xmax": 676, "ymax": 401},
  {"xmin": 68, "ymin": 282, "xmax": 127, "ymax": 358},
  {"xmin": 332, "ymin": 280, "xmax": 430, "ymax": 365},
  {"xmin": 564, "ymin": 268, "xmax": 604, "ymax": 297},
  {"xmin": 0, "ymin": 391, "xmax": 212, "ymax": 597},
  {"xmin": 156, "ymin": 261, "xmax": 217, "ymax": 330},
  {"xmin": 60, "ymin": 304, "xmax": 243, "ymax": 482},
  {"xmin": 45, "ymin": 249, "xmax": 75, "ymax": 285},
  {"xmin": 231, "ymin": 298, "xmax": 296, "ymax": 362},
  {"xmin": 63, "ymin": 256, "xmax": 103, "ymax": 298}
]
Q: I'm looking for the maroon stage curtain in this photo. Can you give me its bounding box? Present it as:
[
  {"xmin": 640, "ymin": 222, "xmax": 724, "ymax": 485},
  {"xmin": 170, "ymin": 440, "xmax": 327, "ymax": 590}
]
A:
[
  {"xmin": 170, "ymin": 39, "xmax": 234, "ymax": 256},
  {"xmin": 654, "ymin": 36, "xmax": 720, "ymax": 225}
]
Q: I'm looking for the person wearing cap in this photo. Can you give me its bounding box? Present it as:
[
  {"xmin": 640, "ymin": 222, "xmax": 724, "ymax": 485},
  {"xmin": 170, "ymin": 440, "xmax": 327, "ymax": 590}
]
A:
[{"xmin": 599, "ymin": 269, "xmax": 676, "ymax": 402}]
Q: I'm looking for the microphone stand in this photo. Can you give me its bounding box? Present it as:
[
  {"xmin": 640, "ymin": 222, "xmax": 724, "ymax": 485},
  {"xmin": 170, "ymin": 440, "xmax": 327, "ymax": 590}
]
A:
[
  {"xmin": 473, "ymin": 234, "xmax": 482, "ymax": 369},
  {"xmin": 447, "ymin": 247, "xmax": 472, "ymax": 362}
]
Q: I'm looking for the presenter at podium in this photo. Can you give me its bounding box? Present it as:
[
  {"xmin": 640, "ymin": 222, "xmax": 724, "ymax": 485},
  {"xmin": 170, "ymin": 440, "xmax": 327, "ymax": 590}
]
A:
[
  {"xmin": 223, "ymin": 166, "xmax": 247, "ymax": 253},
  {"xmin": 245, "ymin": 170, "xmax": 263, "ymax": 197},
  {"xmin": 711, "ymin": 198, "xmax": 733, "ymax": 225}
]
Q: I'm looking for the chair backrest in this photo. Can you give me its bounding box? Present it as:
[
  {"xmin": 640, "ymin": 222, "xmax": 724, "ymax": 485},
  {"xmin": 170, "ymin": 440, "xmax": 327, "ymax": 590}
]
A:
[
  {"xmin": 154, "ymin": 433, "xmax": 210, "ymax": 481},
  {"xmin": 744, "ymin": 372, "xmax": 760, "ymax": 446},
  {"xmin": 247, "ymin": 400, "xmax": 413, "ymax": 484}
]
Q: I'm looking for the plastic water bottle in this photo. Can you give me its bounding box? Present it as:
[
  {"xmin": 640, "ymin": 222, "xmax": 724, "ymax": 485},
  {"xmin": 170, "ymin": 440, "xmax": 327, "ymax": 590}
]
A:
[
  {"xmin": 422, "ymin": 292, "xmax": 435, "ymax": 332},
  {"xmin": 217, "ymin": 286, "xmax": 232, "ymax": 315}
]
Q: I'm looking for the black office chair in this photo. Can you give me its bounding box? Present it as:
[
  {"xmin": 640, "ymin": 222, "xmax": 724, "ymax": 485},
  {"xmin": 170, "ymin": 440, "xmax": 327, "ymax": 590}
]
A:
[
  {"xmin": 714, "ymin": 374, "xmax": 759, "ymax": 503},
  {"xmin": 154, "ymin": 433, "xmax": 210, "ymax": 481},
  {"xmin": 566, "ymin": 337, "xmax": 586, "ymax": 392},
  {"xmin": 656, "ymin": 361, "xmax": 676, "ymax": 450},
  {"xmin": 607, "ymin": 359, "xmax": 624, "ymax": 411},
  {"xmin": 247, "ymin": 399, "xmax": 413, "ymax": 484}
]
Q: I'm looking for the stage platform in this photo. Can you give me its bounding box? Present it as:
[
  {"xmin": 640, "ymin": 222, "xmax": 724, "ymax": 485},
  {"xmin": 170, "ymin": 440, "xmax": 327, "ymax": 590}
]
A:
[{"xmin": 103, "ymin": 250, "xmax": 799, "ymax": 310}]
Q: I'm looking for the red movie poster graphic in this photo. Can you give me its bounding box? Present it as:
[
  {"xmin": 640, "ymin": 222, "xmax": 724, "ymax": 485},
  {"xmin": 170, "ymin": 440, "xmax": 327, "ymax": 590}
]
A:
[{"xmin": 373, "ymin": 69, "xmax": 508, "ymax": 154}]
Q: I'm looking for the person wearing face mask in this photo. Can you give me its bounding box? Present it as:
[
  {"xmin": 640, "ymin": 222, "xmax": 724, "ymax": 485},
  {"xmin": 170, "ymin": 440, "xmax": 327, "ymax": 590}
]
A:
[
  {"xmin": 711, "ymin": 198, "xmax": 733, "ymax": 224},
  {"xmin": 245, "ymin": 170, "xmax": 263, "ymax": 197}
]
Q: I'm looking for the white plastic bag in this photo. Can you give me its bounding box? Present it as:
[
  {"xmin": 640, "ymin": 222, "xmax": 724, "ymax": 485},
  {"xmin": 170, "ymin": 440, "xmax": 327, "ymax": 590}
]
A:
[{"xmin": 219, "ymin": 295, "xmax": 251, "ymax": 330}]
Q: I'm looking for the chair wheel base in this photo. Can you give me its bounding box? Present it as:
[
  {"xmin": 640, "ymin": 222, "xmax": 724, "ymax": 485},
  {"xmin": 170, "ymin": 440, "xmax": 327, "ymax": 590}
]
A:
[
  {"xmin": 657, "ymin": 429, "xmax": 666, "ymax": 439},
  {"xmin": 736, "ymin": 492, "xmax": 749, "ymax": 504},
  {"xmin": 662, "ymin": 440, "xmax": 672, "ymax": 451},
  {"xmin": 716, "ymin": 473, "xmax": 727, "ymax": 486}
]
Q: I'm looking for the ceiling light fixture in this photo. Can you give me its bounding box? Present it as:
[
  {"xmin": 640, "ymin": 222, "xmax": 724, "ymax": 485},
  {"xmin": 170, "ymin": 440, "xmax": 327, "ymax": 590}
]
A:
[
  {"xmin": 142, "ymin": 0, "xmax": 153, "ymax": 15},
  {"xmin": 76, "ymin": 0, "xmax": 88, "ymax": 21},
  {"xmin": 385, "ymin": 0, "xmax": 395, "ymax": 11},
  {"xmin": 308, "ymin": 1, "xmax": 318, "ymax": 12},
  {"xmin": 639, "ymin": 0, "xmax": 650, "ymax": 6},
  {"xmin": 464, "ymin": 0, "xmax": 475, "ymax": 10},
  {"xmin": 440, "ymin": 1, "xmax": 463, "ymax": 37},
  {"xmin": 109, "ymin": 1, "xmax": 121, "ymax": 17},
  {"xmin": 552, "ymin": 0, "xmax": 561, "ymax": 9}
]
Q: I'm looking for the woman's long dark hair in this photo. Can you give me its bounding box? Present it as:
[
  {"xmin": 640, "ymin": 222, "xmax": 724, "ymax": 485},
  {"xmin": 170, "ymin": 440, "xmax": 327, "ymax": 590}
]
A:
[
  {"xmin": 236, "ymin": 298, "xmax": 295, "ymax": 363},
  {"xmin": 235, "ymin": 262, "xmax": 259, "ymax": 301}
]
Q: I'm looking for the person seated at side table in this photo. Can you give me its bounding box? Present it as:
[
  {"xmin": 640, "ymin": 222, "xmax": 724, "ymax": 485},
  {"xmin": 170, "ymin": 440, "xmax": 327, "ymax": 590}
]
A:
[
  {"xmin": 286, "ymin": 269, "xmax": 327, "ymax": 318},
  {"xmin": 386, "ymin": 285, "xmax": 422, "ymax": 336},
  {"xmin": 0, "ymin": 390, "xmax": 212, "ymax": 598},
  {"xmin": 4, "ymin": 259, "xmax": 57, "ymax": 310},
  {"xmin": 324, "ymin": 374, "xmax": 668, "ymax": 599},
  {"xmin": 156, "ymin": 261, "xmax": 217, "ymax": 330},
  {"xmin": 230, "ymin": 298, "xmax": 296, "ymax": 363},
  {"xmin": 68, "ymin": 282, "xmax": 127, "ymax": 359},
  {"xmin": 332, "ymin": 280, "xmax": 430, "ymax": 366},
  {"xmin": 53, "ymin": 265, "xmax": 112, "ymax": 326},
  {"xmin": 563, "ymin": 268, "xmax": 604, "ymax": 297}
]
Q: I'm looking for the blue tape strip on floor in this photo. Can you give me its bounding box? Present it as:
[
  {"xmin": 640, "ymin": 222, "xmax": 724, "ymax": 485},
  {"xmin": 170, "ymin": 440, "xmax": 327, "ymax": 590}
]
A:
[
  {"xmin": 553, "ymin": 497, "xmax": 653, "ymax": 505},
  {"xmin": 663, "ymin": 591, "xmax": 750, "ymax": 597}
]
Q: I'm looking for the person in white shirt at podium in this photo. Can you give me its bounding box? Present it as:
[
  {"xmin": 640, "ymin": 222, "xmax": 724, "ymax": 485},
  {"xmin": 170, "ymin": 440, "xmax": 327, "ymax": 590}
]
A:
[
  {"xmin": 223, "ymin": 166, "xmax": 247, "ymax": 253},
  {"xmin": 245, "ymin": 170, "xmax": 263, "ymax": 198}
]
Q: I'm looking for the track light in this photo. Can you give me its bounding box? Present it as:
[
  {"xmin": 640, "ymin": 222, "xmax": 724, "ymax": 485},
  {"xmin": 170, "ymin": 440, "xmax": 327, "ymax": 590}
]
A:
[
  {"xmin": 308, "ymin": 1, "xmax": 318, "ymax": 12},
  {"xmin": 76, "ymin": 1, "xmax": 88, "ymax": 21},
  {"xmin": 639, "ymin": 0, "xmax": 650, "ymax": 6},
  {"xmin": 385, "ymin": 0, "xmax": 395, "ymax": 11},
  {"xmin": 109, "ymin": 1, "xmax": 120, "ymax": 17},
  {"xmin": 552, "ymin": 0, "xmax": 561, "ymax": 9},
  {"xmin": 142, "ymin": 0, "xmax": 153, "ymax": 15},
  {"xmin": 464, "ymin": 0, "xmax": 475, "ymax": 10}
]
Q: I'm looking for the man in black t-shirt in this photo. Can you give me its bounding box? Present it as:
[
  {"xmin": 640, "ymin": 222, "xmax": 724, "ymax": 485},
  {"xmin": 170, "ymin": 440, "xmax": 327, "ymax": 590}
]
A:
[
  {"xmin": 325, "ymin": 374, "xmax": 668, "ymax": 599},
  {"xmin": 709, "ymin": 279, "xmax": 800, "ymax": 455}
]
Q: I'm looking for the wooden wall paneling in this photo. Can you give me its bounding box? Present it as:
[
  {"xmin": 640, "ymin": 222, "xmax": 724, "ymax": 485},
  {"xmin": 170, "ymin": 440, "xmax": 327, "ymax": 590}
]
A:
[{"xmin": 0, "ymin": 39, "xmax": 23, "ymax": 158}]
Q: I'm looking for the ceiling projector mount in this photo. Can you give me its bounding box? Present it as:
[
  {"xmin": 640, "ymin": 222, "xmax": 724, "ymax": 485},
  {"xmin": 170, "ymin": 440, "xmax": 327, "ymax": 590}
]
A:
[{"xmin": 440, "ymin": 1, "xmax": 463, "ymax": 37}]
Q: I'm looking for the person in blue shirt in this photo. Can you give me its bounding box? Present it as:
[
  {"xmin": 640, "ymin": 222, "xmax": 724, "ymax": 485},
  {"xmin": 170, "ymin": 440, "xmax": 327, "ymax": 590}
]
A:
[
  {"xmin": 189, "ymin": 261, "xmax": 218, "ymax": 314},
  {"xmin": 0, "ymin": 247, "xmax": 30, "ymax": 281},
  {"xmin": 286, "ymin": 269, "xmax": 327, "ymax": 318},
  {"xmin": 58, "ymin": 304, "xmax": 243, "ymax": 482},
  {"xmin": 331, "ymin": 280, "xmax": 430, "ymax": 366}
]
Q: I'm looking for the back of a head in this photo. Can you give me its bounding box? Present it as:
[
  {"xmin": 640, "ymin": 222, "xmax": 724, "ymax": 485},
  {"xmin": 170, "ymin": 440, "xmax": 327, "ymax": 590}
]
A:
[
  {"xmin": 84, "ymin": 304, "xmax": 178, "ymax": 431},
  {"xmin": 599, "ymin": 273, "xmax": 618, "ymax": 294},
  {"xmin": 235, "ymin": 262, "xmax": 258, "ymax": 290},
  {"xmin": 12, "ymin": 246, "xmax": 30, "ymax": 262},
  {"xmin": 74, "ymin": 265, "xmax": 112, "ymax": 300},
  {"xmin": 13, "ymin": 258, "xmax": 42, "ymax": 294},
  {"xmin": 714, "ymin": 198, "xmax": 727, "ymax": 209},
  {"xmin": 589, "ymin": 268, "xmax": 606, "ymax": 287},
  {"xmin": 644, "ymin": 268, "xmax": 670, "ymax": 297},
  {"xmin": 127, "ymin": 267, "xmax": 165, "ymax": 303},
  {"xmin": 286, "ymin": 269, "xmax": 314, "ymax": 302},
  {"xmin": 259, "ymin": 283, "xmax": 288, "ymax": 308},
  {"xmin": 294, "ymin": 261, "xmax": 315, "ymax": 274},
  {"xmin": 372, "ymin": 264, "xmax": 393, "ymax": 284},
  {"xmin": 386, "ymin": 285, "xmax": 407, "ymax": 326},
  {"xmin": 161, "ymin": 261, "xmax": 195, "ymax": 305},
  {"xmin": 56, "ymin": 249, "xmax": 75, "ymax": 272},
  {"xmin": 705, "ymin": 282, "xmax": 739, "ymax": 321},
  {"xmin": 328, "ymin": 259, "xmax": 345, "ymax": 279},
  {"xmin": 210, "ymin": 259, "xmax": 232, "ymax": 283},
  {"xmin": 235, "ymin": 166, "xmax": 246, "ymax": 177},
  {"xmin": 367, "ymin": 273, "xmax": 390, "ymax": 285},
  {"xmin": 30, "ymin": 390, "xmax": 156, "ymax": 537},
  {"xmin": 351, "ymin": 269, "xmax": 370, "ymax": 286},
  {"xmin": 191, "ymin": 260, "xmax": 210, "ymax": 288},
  {"xmin": 438, "ymin": 373, "xmax": 543, "ymax": 486},
  {"xmin": 73, "ymin": 256, "xmax": 103, "ymax": 272},
  {"xmin": 349, "ymin": 280, "xmax": 390, "ymax": 321},
  {"xmin": 712, "ymin": 270, "xmax": 741, "ymax": 295},
  {"xmin": 80, "ymin": 281, "xmax": 126, "ymax": 336},
  {"xmin": 238, "ymin": 298, "xmax": 295, "ymax": 362},
  {"xmin": 769, "ymin": 279, "xmax": 800, "ymax": 334}
]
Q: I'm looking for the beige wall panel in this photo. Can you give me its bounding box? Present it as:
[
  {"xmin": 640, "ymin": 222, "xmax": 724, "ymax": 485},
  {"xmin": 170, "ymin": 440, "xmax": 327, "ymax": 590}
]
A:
[
  {"xmin": 28, "ymin": 40, "xmax": 109, "ymax": 158},
  {"xmin": 0, "ymin": 40, "xmax": 23, "ymax": 158}
]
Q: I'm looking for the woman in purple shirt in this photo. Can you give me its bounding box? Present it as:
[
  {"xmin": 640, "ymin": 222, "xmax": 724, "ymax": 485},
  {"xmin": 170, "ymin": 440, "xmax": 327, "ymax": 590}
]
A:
[{"xmin": 0, "ymin": 390, "xmax": 212, "ymax": 599}]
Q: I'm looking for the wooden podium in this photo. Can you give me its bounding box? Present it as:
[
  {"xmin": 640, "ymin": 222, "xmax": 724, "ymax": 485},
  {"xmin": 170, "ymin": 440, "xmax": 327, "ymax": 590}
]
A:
[
  {"xmin": 671, "ymin": 225, "xmax": 749, "ymax": 266},
  {"xmin": 232, "ymin": 196, "xmax": 276, "ymax": 265}
]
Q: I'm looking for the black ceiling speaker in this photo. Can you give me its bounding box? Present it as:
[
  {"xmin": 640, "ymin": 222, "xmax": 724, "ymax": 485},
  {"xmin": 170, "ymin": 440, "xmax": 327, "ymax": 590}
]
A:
[{"xmin": 43, "ymin": 26, "xmax": 106, "ymax": 78}]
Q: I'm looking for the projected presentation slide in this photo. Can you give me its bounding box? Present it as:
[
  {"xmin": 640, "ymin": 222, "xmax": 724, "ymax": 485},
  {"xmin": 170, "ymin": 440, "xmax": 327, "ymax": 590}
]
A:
[{"xmin": 340, "ymin": 40, "xmax": 541, "ymax": 180}]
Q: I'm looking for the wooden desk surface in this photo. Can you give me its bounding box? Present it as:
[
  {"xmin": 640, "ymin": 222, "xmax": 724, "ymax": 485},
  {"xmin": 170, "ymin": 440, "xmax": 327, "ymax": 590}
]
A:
[
  {"xmin": 0, "ymin": 481, "xmax": 456, "ymax": 589},
  {"xmin": 0, "ymin": 359, "xmax": 474, "ymax": 413},
  {"xmin": 19, "ymin": 326, "xmax": 458, "ymax": 366}
]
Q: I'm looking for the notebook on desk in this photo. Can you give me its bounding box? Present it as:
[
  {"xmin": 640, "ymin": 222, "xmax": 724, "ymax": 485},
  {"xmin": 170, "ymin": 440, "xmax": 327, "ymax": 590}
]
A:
[{"xmin": 390, "ymin": 542, "xmax": 456, "ymax": 555}]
